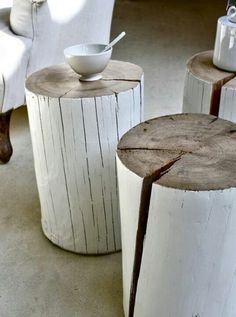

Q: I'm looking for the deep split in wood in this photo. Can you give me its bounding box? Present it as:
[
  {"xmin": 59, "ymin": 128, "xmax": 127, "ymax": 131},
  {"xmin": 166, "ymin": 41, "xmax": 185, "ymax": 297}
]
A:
[
  {"xmin": 128, "ymin": 155, "xmax": 183, "ymax": 317},
  {"xmin": 117, "ymin": 113, "xmax": 236, "ymax": 317},
  {"xmin": 183, "ymin": 50, "xmax": 236, "ymax": 122}
]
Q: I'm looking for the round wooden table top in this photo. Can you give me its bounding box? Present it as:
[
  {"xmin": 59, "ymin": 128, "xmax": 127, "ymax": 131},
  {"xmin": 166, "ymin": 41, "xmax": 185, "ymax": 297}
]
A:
[
  {"xmin": 186, "ymin": 50, "xmax": 236, "ymax": 84},
  {"xmin": 25, "ymin": 60, "xmax": 143, "ymax": 99},
  {"xmin": 117, "ymin": 113, "xmax": 236, "ymax": 191}
]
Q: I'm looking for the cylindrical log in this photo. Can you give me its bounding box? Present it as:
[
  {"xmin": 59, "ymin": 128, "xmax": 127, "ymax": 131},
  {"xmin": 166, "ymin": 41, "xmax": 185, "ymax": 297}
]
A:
[
  {"xmin": 219, "ymin": 76, "xmax": 236, "ymax": 123},
  {"xmin": 117, "ymin": 113, "xmax": 236, "ymax": 317},
  {"xmin": 25, "ymin": 60, "xmax": 143, "ymax": 254},
  {"xmin": 183, "ymin": 50, "xmax": 235, "ymax": 117}
]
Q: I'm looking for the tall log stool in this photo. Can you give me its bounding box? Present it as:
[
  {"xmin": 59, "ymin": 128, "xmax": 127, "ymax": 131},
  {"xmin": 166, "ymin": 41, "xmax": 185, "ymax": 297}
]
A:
[
  {"xmin": 25, "ymin": 60, "xmax": 143, "ymax": 254},
  {"xmin": 183, "ymin": 50, "xmax": 236, "ymax": 122},
  {"xmin": 117, "ymin": 113, "xmax": 236, "ymax": 317}
]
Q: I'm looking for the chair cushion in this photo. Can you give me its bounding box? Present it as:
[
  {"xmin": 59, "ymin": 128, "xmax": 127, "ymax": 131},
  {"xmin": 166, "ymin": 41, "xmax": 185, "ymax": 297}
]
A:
[
  {"xmin": 0, "ymin": 26, "xmax": 32, "ymax": 112},
  {"xmin": 10, "ymin": 0, "xmax": 46, "ymax": 39}
]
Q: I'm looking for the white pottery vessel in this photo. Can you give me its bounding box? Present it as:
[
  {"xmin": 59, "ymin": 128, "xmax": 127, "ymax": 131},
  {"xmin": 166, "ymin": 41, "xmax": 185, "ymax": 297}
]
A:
[
  {"xmin": 64, "ymin": 44, "xmax": 112, "ymax": 81},
  {"xmin": 213, "ymin": 6, "xmax": 236, "ymax": 72}
]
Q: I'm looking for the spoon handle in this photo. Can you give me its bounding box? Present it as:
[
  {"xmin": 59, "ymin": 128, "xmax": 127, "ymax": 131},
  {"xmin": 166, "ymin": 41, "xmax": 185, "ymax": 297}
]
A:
[{"xmin": 104, "ymin": 31, "xmax": 126, "ymax": 51}]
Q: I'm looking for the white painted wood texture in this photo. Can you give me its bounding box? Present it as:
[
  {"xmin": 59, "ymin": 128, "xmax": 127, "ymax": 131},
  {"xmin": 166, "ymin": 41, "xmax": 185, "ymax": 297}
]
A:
[
  {"xmin": 116, "ymin": 156, "xmax": 143, "ymax": 317},
  {"xmin": 182, "ymin": 50, "xmax": 236, "ymax": 120},
  {"xmin": 183, "ymin": 69, "xmax": 213, "ymax": 114},
  {"xmin": 219, "ymin": 77, "xmax": 236, "ymax": 123},
  {"xmin": 135, "ymin": 186, "xmax": 236, "ymax": 317},
  {"xmin": 117, "ymin": 113, "xmax": 236, "ymax": 317},
  {"xmin": 25, "ymin": 61, "xmax": 143, "ymax": 254}
]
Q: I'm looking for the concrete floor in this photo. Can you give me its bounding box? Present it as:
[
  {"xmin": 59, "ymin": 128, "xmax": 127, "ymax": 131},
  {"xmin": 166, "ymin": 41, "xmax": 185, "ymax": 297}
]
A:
[
  {"xmin": 112, "ymin": 0, "xmax": 225, "ymax": 119},
  {"xmin": 0, "ymin": 0, "xmax": 225, "ymax": 316}
]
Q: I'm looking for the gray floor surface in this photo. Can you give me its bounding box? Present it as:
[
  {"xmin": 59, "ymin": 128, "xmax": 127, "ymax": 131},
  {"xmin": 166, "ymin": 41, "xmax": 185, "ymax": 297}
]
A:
[{"xmin": 0, "ymin": 0, "xmax": 225, "ymax": 316}]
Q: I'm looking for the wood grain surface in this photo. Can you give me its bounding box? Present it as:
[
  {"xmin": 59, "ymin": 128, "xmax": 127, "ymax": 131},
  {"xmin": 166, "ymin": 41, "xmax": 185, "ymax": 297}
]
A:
[
  {"xmin": 25, "ymin": 60, "xmax": 143, "ymax": 98},
  {"xmin": 118, "ymin": 113, "xmax": 236, "ymax": 191}
]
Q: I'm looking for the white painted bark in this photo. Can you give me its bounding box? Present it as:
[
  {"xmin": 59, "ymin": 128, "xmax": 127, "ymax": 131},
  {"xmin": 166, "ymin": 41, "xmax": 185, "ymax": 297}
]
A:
[
  {"xmin": 118, "ymin": 160, "xmax": 236, "ymax": 317},
  {"xmin": 116, "ymin": 156, "xmax": 143, "ymax": 317},
  {"xmin": 117, "ymin": 113, "xmax": 236, "ymax": 317},
  {"xmin": 219, "ymin": 77, "xmax": 236, "ymax": 123},
  {"xmin": 182, "ymin": 50, "xmax": 235, "ymax": 117},
  {"xmin": 25, "ymin": 72, "xmax": 143, "ymax": 254},
  {"xmin": 134, "ymin": 185, "xmax": 236, "ymax": 317},
  {"xmin": 183, "ymin": 69, "xmax": 213, "ymax": 114}
]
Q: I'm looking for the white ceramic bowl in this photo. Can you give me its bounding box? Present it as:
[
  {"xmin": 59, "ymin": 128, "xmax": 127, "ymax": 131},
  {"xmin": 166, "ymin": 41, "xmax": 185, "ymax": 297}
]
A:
[{"xmin": 64, "ymin": 44, "xmax": 112, "ymax": 81}]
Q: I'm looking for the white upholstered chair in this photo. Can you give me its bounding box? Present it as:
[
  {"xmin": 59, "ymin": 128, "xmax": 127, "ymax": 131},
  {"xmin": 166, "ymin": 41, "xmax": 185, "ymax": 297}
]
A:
[{"xmin": 0, "ymin": 0, "xmax": 115, "ymax": 163}]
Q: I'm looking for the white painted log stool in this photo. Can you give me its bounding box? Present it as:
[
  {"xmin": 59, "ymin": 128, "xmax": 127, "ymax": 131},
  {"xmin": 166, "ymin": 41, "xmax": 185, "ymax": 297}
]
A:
[
  {"xmin": 117, "ymin": 113, "xmax": 236, "ymax": 317},
  {"xmin": 25, "ymin": 60, "xmax": 143, "ymax": 254},
  {"xmin": 183, "ymin": 50, "xmax": 236, "ymax": 122}
]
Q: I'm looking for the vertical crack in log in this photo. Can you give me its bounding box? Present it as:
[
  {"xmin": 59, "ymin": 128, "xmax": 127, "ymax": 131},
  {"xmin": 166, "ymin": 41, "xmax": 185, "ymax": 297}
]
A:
[
  {"xmin": 70, "ymin": 110, "xmax": 88, "ymax": 253},
  {"xmin": 94, "ymin": 97, "xmax": 104, "ymax": 167},
  {"xmin": 81, "ymin": 100, "xmax": 96, "ymax": 229},
  {"xmin": 210, "ymin": 75, "xmax": 235, "ymax": 116},
  {"xmin": 128, "ymin": 155, "xmax": 182, "ymax": 317},
  {"xmin": 128, "ymin": 176, "xmax": 153, "ymax": 317},
  {"xmin": 115, "ymin": 93, "xmax": 120, "ymax": 141},
  {"xmin": 37, "ymin": 97, "xmax": 56, "ymax": 238},
  {"xmin": 58, "ymin": 98, "xmax": 76, "ymax": 251},
  {"xmin": 210, "ymin": 81, "xmax": 223, "ymax": 116}
]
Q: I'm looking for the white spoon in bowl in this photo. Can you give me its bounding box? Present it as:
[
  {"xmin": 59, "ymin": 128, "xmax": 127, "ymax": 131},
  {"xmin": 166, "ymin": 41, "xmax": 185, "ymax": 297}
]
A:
[{"xmin": 103, "ymin": 31, "xmax": 126, "ymax": 52}]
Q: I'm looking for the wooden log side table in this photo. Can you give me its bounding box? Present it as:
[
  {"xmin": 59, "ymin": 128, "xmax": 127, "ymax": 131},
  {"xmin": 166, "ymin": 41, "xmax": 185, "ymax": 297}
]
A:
[
  {"xmin": 116, "ymin": 113, "xmax": 236, "ymax": 317},
  {"xmin": 183, "ymin": 50, "xmax": 236, "ymax": 122},
  {"xmin": 25, "ymin": 60, "xmax": 143, "ymax": 255}
]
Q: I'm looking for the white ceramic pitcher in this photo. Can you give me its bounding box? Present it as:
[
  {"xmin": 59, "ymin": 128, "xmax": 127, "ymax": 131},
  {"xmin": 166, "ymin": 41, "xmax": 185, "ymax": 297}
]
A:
[{"xmin": 213, "ymin": 6, "xmax": 236, "ymax": 71}]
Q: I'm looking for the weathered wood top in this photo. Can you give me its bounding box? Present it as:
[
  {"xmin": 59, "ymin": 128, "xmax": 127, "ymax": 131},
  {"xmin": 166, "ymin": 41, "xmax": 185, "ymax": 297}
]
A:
[
  {"xmin": 25, "ymin": 60, "xmax": 143, "ymax": 98},
  {"xmin": 117, "ymin": 113, "xmax": 236, "ymax": 191},
  {"xmin": 187, "ymin": 50, "xmax": 235, "ymax": 84}
]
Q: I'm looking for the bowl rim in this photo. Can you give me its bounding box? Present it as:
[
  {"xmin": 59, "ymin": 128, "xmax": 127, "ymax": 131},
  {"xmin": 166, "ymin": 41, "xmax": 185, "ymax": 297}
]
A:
[{"xmin": 64, "ymin": 43, "xmax": 112, "ymax": 57}]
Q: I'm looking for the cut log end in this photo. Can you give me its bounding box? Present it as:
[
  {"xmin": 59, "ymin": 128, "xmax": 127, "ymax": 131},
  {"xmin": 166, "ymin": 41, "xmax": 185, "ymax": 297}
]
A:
[
  {"xmin": 186, "ymin": 50, "xmax": 235, "ymax": 83},
  {"xmin": 117, "ymin": 113, "xmax": 236, "ymax": 191},
  {"xmin": 25, "ymin": 60, "xmax": 143, "ymax": 98}
]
